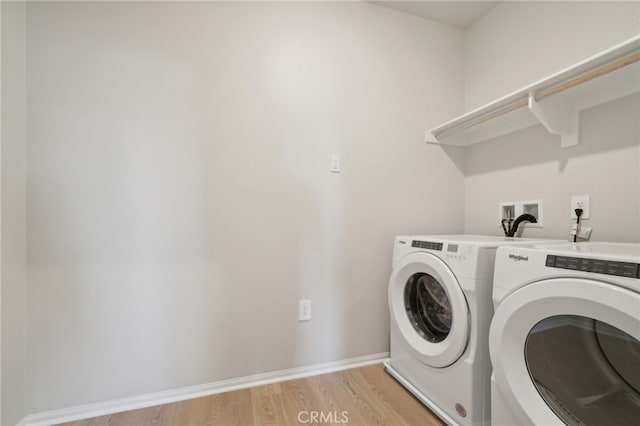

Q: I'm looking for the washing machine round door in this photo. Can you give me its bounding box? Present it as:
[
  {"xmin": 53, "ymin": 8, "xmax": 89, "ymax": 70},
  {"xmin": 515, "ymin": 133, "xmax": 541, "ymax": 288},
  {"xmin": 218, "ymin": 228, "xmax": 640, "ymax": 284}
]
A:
[
  {"xmin": 490, "ymin": 278, "xmax": 640, "ymax": 426},
  {"xmin": 389, "ymin": 252, "xmax": 469, "ymax": 367}
]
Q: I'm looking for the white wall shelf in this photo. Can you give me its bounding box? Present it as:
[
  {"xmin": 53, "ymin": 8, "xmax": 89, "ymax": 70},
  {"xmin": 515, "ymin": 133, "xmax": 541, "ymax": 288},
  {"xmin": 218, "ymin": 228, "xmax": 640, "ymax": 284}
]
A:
[{"xmin": 425, "ymin": 36, "xmax": 640, "ymax": 148}]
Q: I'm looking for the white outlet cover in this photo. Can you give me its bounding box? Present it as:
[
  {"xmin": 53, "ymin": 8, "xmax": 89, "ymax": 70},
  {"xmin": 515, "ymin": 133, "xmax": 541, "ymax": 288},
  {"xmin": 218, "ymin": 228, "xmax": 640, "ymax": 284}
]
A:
[{"xmin": 571, "ymin": 195, "xmax": 590, "ymax": 219}]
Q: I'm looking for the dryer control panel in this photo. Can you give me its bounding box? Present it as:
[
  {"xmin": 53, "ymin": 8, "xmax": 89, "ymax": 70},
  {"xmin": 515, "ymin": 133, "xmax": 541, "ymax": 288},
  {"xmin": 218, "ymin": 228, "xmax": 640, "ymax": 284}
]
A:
[
  {"xmin": 445, "ymin": 243, "xmax": 473, "ymax": 262},
  {"xmin": 545, "ymin": 255, "xmax": 640, "ymax": 279},
  {"xmin": 411, "ymin": 240, "xmax": 443, "ymax": 251},
  {"xmin": 410, "ymin": 239, "xmax": 472, "ymax": 262}
]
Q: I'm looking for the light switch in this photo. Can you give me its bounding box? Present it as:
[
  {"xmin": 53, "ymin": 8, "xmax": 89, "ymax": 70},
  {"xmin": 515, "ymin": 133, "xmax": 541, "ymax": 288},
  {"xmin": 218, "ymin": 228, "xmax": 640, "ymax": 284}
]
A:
[
  {"xmin": 330, "ymin": 154, "xmax": 340, "ymax": 173},
  {"xmin": 299, "ymin": 299, "xmax": 311, "ymax": 321}
]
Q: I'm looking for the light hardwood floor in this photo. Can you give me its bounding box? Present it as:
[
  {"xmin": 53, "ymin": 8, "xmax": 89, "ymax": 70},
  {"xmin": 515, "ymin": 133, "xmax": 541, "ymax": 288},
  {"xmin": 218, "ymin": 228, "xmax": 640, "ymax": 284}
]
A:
[{"xmin": 58, "ymin": 364, "xmax": 444, "ymax": 426}]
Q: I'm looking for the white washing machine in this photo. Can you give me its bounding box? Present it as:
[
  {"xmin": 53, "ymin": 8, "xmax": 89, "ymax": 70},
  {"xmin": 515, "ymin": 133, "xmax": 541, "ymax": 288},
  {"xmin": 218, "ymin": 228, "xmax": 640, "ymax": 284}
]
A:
[
  {"xmin": 490, "ymin": 242, "xmax": 640, "ymax": 426},
  {"xmin": 384, "ymin": 235, "xmax": 564, "ymax": 426}
]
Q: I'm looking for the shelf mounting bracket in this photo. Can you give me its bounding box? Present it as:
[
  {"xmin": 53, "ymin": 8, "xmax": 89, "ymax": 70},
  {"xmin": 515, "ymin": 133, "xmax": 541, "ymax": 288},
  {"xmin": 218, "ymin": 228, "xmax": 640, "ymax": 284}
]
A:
[{"xmin": 528, "ymin": 92, "xmax": 579, "ymax": 148}]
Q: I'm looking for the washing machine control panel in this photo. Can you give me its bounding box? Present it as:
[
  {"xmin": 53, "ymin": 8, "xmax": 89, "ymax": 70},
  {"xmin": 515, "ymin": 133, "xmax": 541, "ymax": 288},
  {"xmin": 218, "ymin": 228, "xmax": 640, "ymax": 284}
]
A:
[{"xmin": 546, "ymin": 255, "xmax": 640, "ymax": 279}]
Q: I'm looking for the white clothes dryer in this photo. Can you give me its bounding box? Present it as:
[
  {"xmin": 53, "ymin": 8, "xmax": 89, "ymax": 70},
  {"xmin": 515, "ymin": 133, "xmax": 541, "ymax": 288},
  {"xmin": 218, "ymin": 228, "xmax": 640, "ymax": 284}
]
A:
[
  {"xmin": 385, "ymin": 235, "xmax": 563, "ymax": 426},
  {"xmin": 490, "ymin": 242, "xmax": 640, "ymax": 426}
]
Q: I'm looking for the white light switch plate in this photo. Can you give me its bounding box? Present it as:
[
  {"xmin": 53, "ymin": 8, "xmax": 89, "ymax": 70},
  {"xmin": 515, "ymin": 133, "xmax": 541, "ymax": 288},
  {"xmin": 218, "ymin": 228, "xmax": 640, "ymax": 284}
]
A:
[{"xmin": 330, "ymin": 154, "xmax": 340, "ymax": 173}]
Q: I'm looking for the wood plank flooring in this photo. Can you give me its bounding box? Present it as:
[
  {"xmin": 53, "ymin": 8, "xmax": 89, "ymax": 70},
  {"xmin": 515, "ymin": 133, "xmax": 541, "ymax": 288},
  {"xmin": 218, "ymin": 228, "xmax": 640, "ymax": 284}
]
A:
[{"xmin": 58, "ymin": 364, "xmax": 444, "ymax": 426}]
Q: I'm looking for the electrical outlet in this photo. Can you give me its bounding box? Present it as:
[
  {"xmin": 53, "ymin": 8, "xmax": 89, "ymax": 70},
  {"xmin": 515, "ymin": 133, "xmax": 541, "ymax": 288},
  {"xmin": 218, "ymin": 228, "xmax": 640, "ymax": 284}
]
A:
[
  {"xmin": 571, "ymin": 195, "xmax": 590, "ymax": 219},
  {"xmin": 299, "ymin": 299, "xmax": 311, "ymax": 321}
]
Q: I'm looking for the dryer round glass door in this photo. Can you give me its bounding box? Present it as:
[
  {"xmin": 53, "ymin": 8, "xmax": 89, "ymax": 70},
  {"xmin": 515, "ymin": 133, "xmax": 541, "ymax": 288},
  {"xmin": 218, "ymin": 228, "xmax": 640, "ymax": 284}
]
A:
[
  {"xmin": 389, "ymin": 252, "xmax": 469, "ymax": 368},
  {"xmin": 404, "ymin": 273, "xmax": 452, "ymax": 343},
  {"xmin": 525, "ymin": 315, "xmax": 640, "ymax": 426},
  {"xmin": 489, "ymin": 278, "xmax": 640, "ymax": 426}
]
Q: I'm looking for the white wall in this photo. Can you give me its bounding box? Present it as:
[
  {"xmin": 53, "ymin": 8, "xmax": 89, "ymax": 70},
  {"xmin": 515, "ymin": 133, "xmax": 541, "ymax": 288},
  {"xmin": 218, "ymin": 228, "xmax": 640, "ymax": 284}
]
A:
[
  {"xmin": 26, "ymin": 1, "xmax": 464, "ymax": 413},
  {"xmin": 463, "ymin": 1, "xmax": 640, "ymax": 242},
  {"xmin": 1, "ymin": 1, "xmax": 28, "ymax": 425},
  {"xmin": 464, "ymin": 1, "xmax": 640, "ymax": 111}
]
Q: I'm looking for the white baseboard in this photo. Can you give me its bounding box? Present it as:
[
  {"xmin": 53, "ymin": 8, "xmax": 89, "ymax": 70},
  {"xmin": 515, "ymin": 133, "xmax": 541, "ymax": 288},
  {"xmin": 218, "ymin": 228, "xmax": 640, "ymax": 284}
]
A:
[{"xmin": 20, "ymin": 352, "xmax": 389, "ymax": 426}]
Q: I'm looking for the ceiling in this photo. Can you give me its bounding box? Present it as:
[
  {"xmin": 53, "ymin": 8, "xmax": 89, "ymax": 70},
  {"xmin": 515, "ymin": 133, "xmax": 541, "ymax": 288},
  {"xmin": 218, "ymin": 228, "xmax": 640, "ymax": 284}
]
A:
[{"xmin": 369, "ymin": 1, "xmax": 500, "ymax": 29}]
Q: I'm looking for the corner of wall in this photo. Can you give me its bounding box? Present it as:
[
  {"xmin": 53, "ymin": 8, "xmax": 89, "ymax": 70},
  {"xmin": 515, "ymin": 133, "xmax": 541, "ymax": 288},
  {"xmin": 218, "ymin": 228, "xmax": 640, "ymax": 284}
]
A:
[{"xmin": 1, "ymin": 1, "xmax": 28, "ymax": 425}]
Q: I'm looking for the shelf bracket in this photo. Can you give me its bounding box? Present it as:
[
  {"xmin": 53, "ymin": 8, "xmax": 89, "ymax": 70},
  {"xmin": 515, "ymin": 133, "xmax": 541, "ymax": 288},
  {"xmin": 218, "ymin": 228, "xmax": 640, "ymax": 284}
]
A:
[
  {"xmin": 425, "ymin": 130, "xmax": 438, "ymax": 144},
  {"xmin": 528, "ymin": 92, "xmax": 579, "ymax": 148}
]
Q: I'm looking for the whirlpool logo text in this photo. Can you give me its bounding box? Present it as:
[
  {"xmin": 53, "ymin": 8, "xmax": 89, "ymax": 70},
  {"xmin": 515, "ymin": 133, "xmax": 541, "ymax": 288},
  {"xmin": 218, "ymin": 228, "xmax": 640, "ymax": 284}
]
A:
[{"xmin": 508, "ymin": 254, "xmax": 529, "ymax": 262}]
